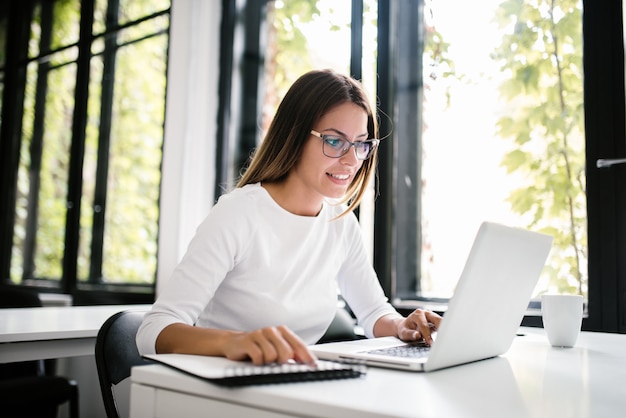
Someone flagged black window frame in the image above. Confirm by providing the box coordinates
[0,0,171,305]
[582,0,626,333]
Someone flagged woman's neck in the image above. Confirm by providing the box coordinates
[261,181,323,217]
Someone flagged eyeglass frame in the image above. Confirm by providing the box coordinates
[310,130,380,161]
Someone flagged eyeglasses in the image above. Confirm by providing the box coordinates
[310,130,380,161]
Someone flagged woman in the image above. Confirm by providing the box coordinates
[136,69,442,365]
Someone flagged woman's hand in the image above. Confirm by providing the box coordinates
[222,325,317,365]
[156,323,316,366]
[396,309,442,345]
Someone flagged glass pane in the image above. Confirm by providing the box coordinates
[28,3,42,58]
[35,63,77,279]
[12,61,76,283]
[98,34,168,284]
[117,13,169,45]
[419,0,585,299]
[10,63,38,283]
[118,0,170,25]
[51,0,81,50]
[263,0,352,130]
[0,1,7,68]
[93,0,108,34]
[94,0,170,35]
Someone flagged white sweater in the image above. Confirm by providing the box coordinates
[136,183,400,355]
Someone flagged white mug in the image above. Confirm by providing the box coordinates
[541,294,583,347]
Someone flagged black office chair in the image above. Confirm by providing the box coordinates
[0,287,79,418]
[95,310,152,418]
[318,306,363,344]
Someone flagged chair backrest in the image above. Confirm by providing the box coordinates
[318,306,360,344]
[0,287,42,308]
[95,310,151,418]
[0,287,44,378]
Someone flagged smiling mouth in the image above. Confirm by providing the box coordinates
[327,173,350,180]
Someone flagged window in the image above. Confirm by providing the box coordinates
[375,0,625,333]
[227,0,587,306]
[0,0,170,302]
[2,0,624,330]
[396,0,586,301]
[222,0,625,332]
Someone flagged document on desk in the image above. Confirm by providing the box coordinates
[143,353,366,387]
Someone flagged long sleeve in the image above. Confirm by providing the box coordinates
[335,213,401,338]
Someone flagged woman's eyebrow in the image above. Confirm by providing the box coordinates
[324,128,369,139]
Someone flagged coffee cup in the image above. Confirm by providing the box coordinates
[541,294,583,348]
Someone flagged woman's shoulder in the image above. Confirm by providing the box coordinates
[213,183,267,211]
[195,184,264,239]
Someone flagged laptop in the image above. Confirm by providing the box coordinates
[310,221,553,372]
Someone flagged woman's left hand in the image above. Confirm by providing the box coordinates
[396,309,442,346]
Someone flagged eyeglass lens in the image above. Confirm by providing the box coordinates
[323,136,374,160]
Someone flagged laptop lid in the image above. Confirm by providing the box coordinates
[310,221,553,372]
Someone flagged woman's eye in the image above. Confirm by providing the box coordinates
[324,137,345,148]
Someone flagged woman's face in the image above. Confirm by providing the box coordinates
[291,102,368,204]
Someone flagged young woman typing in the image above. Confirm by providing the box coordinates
[136,69,442,365]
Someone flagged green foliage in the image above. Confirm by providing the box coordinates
[51,0,81,50]
[424,20,457,106]
[267,0,320,101]
[493,0,586,295]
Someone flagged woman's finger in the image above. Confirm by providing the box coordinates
[278,325,317,365]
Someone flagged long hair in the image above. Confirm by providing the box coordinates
[237,69,379,217]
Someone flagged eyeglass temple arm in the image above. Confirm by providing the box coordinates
[596,158,626,168]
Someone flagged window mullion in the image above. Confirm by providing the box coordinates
[215,0,237,199]
[62,0,95,294]
[394,0,422,299]
[374,0,396,297]
[0,1,33,283]
[583,0,626,333]
[350,0,363,81]
[88,0,119,284]
[235,0,267,183]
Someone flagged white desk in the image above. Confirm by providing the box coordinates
[130,328,626,418]
[0,304,150,363]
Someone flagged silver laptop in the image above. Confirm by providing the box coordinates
[310,221,553,372]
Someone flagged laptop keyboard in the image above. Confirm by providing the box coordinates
[366,342,431,359]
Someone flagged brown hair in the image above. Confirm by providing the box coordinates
[237,69,379,217]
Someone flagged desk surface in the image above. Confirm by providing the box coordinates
[0,304,150,362]
[131,328,626,418]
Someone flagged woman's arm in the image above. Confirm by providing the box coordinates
[156,323,317,365]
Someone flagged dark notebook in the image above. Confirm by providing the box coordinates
[143,353,366,387]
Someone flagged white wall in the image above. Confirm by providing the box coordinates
[157,0,222,295]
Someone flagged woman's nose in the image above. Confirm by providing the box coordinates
[340,146,361,166]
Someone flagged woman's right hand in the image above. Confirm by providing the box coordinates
[155,323,316,366]
[222,325,317,365]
